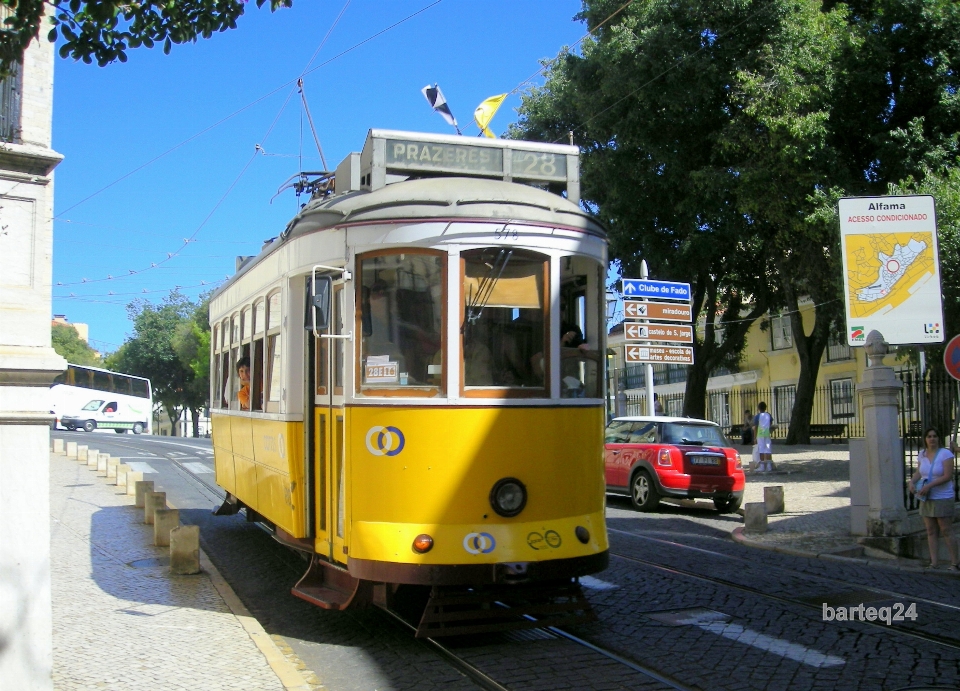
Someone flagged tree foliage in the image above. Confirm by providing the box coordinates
[106,291,209,436]
[513,0,960,434]
[51,323,100,366]
[0,0,291,74]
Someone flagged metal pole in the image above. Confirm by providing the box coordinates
[641,260,655,416]
[919,346,927,429]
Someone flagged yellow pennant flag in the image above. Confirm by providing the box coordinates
[474,94,507,138]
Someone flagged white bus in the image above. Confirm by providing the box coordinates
[51,364,153,434]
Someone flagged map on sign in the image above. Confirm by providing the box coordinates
[839,195,944,345]
[845,232,934,318]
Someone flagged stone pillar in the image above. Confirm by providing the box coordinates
[857,331,907,537]
[0,8,63,688]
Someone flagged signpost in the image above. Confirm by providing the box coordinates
[625,345,695,365]
[624,323,694,344]
[621,263,694,415]
[838,195,944,346]
[624,300,692,322]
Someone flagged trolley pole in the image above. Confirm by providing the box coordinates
[640,260,655,417]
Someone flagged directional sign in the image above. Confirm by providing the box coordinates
[624,300,693,322]
[625,344,695,365]
[622,278,691,301]
[945,334,960,381]
[624,322,694,344]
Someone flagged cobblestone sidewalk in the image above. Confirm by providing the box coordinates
[50,452,297,691]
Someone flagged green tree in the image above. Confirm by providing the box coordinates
[1,0,291,74]
[512,0,801,417]
[108,291,194,435]
[171,293,211,437]
[51,322,100,366]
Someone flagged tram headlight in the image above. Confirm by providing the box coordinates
[575,526,590,544]
[489,478,527,518]
[412,534,434,554]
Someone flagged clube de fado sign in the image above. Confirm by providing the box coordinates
[622,278,695,365]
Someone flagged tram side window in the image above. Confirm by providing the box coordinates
[558,255,604,399]
[462,249,546,392]
[265,291,282,412]
[252,298,265,412]
[219,319,231,408]
[358,252,444,393]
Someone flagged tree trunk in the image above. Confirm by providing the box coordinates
[191,407,200,438]
[784,289,831,445]
[683,361,710,419]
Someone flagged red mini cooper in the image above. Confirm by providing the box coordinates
[604,416,745,513]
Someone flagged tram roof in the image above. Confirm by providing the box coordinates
[282,176,607,241]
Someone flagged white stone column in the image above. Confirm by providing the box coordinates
[857,331,907,537]
[0,11,63,690]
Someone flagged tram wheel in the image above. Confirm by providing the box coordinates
[82,420,96,433]
[630,470,659,512]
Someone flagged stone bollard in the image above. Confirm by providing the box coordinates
[96,453,109,476]
[743,502,768,534]
[87,449,99,469]
[78,445,88,462]
[52,438,64,454]
[144,491,166,525]
[116,464,130,488]
[66,441,78,458]
[764,486,785,515]
[134,480,154,508]
[106,457,120,479]
[170,525,201,575]
[154,509,180,546]
[127,471,144,496]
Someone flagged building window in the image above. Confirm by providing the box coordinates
[0,54,22,143]
[826,332,852,362]
[830,378,855,419]
[773,384,796,425]
[770,315,793,350]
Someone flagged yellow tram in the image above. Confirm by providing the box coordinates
[209,130,609,635]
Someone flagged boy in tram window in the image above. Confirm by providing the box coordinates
[237,356,251,411]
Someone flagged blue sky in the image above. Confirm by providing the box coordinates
[52,0,585,351]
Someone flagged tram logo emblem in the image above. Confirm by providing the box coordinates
[463,532,496,555]
[527,530,562,550]
[365,426,405,457]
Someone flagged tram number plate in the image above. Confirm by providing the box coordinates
[689,456,721,466]
[365,362,398,383]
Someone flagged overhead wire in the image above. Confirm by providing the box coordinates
[55,0,438,289]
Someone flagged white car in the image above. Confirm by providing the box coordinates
[59,398,148,434]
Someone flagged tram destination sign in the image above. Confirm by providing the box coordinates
[385,139,568,183]
[624,322,694,344]
[624,300,692,322]
[625,345,695,365]
[621,278,691,301]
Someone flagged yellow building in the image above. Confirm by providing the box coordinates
[608,299,903,438]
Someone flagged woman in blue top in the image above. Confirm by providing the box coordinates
[908,427,957,570]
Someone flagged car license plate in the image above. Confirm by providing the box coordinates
[689,456,721,466]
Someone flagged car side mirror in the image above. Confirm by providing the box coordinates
[308,275,332,332]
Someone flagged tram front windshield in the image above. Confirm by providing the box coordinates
[463,249,546,389]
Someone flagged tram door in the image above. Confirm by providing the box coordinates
[311,279,348,564]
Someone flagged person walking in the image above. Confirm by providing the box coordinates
[908,427,958,570]
[752,402,774,472]
[741,408,754,445]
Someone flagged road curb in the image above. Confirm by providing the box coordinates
[730,526,960,576]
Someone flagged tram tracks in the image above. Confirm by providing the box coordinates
[607,527,960,652]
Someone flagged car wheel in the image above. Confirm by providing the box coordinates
[714,496,743,513]
[82,420,96,433]
[132,422,144,435]
[630,470,660,511]
[66,424,76,431]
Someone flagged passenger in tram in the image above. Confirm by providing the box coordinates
[237,356,251,410]
[463,322,494,386]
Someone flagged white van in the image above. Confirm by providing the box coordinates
[59,398,149,434]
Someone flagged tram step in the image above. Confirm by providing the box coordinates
[292,556,369,610]
[416,581,596,638]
